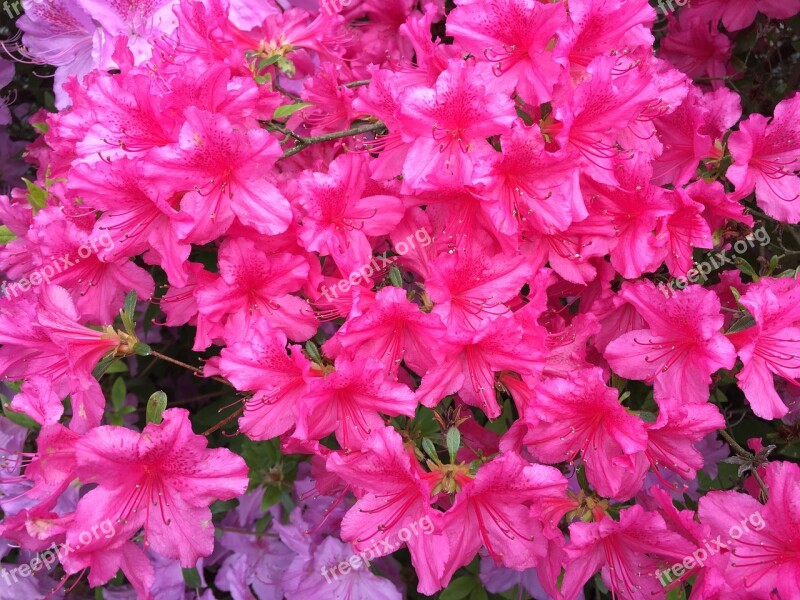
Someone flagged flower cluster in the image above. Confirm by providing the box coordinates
[0,0,799,599]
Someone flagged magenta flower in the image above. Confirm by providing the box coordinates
[728,278,800,419]
[296,357,417,451]
[145,108,292,243]
[727,94,800,224]
[605,281,737,405]
[520,367,649,500]
[327,427,446,595]
[218,317,312,440]
[447,0,568,104]
[698,461,800,598]
[73,408,248,566]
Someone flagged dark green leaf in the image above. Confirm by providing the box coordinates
[440,576,476,600]
[182,567,202,589]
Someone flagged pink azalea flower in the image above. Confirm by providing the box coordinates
[75,0,178,64]
[23,424,80,506]
[553,57,660,184]
[69,158,190,286]
[684,0,800,32]
[73,408,248,566]
[660,15,733,89]
[605,281,737,405]
[728,277,800,419]
[727,94,800,224]
[294,153,405,277]
[562,505,696,600]
[439,453,567,583]
[578,157,673,278]
[0,286,120,432]
[144,107,292,243]
[520,368,649,500]
[59,69,176,164]
[397,59,517,190]
[645,396,725,482]
[661,188,714,277]
[446,0,568,104]
[698,461,800,599]
[416,312,544,419]
[195,237,318,349]
[29,209,155,324]
[475,123,585,236]
[324,286,447,377]
[61,538,155,600]
[295,356,417,451]
[16,0,97,109]
[326,426,446,595]
[652,89,715,187]
[685,179,754,233]
[218,318,312,440]
[560,0,656,69]
[425,242,532,328]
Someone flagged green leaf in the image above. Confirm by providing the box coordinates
[93,355,121,379]
[257,55,281,70]
[22,178,47,211]
[276,56,296,77]
[272,102,311,119]
[469,588,489,600]
[446,427,461,463]
[120,311,135,337]
[32,122,49,135]
[105,361,129,374]
[0,225,16,245]
[727,312,756,334]
[261,486,282,510]
[304,340,322,364]
[124,291,137,322]
[389,266,403,288]
[111,378,127,411]
[421,438,439,463]
[133,342,152,356]
[440,576,476,600]
[146,391,168,425]
[667,585,688,600]
[734,257,759,280]
[210,499,238,515]
[182,567,202,589]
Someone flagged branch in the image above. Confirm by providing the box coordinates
[202,406,245,436]
[150,350,233,387]
[719,429,770,500]
[280,122,386,158]
[343,80,371,88]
